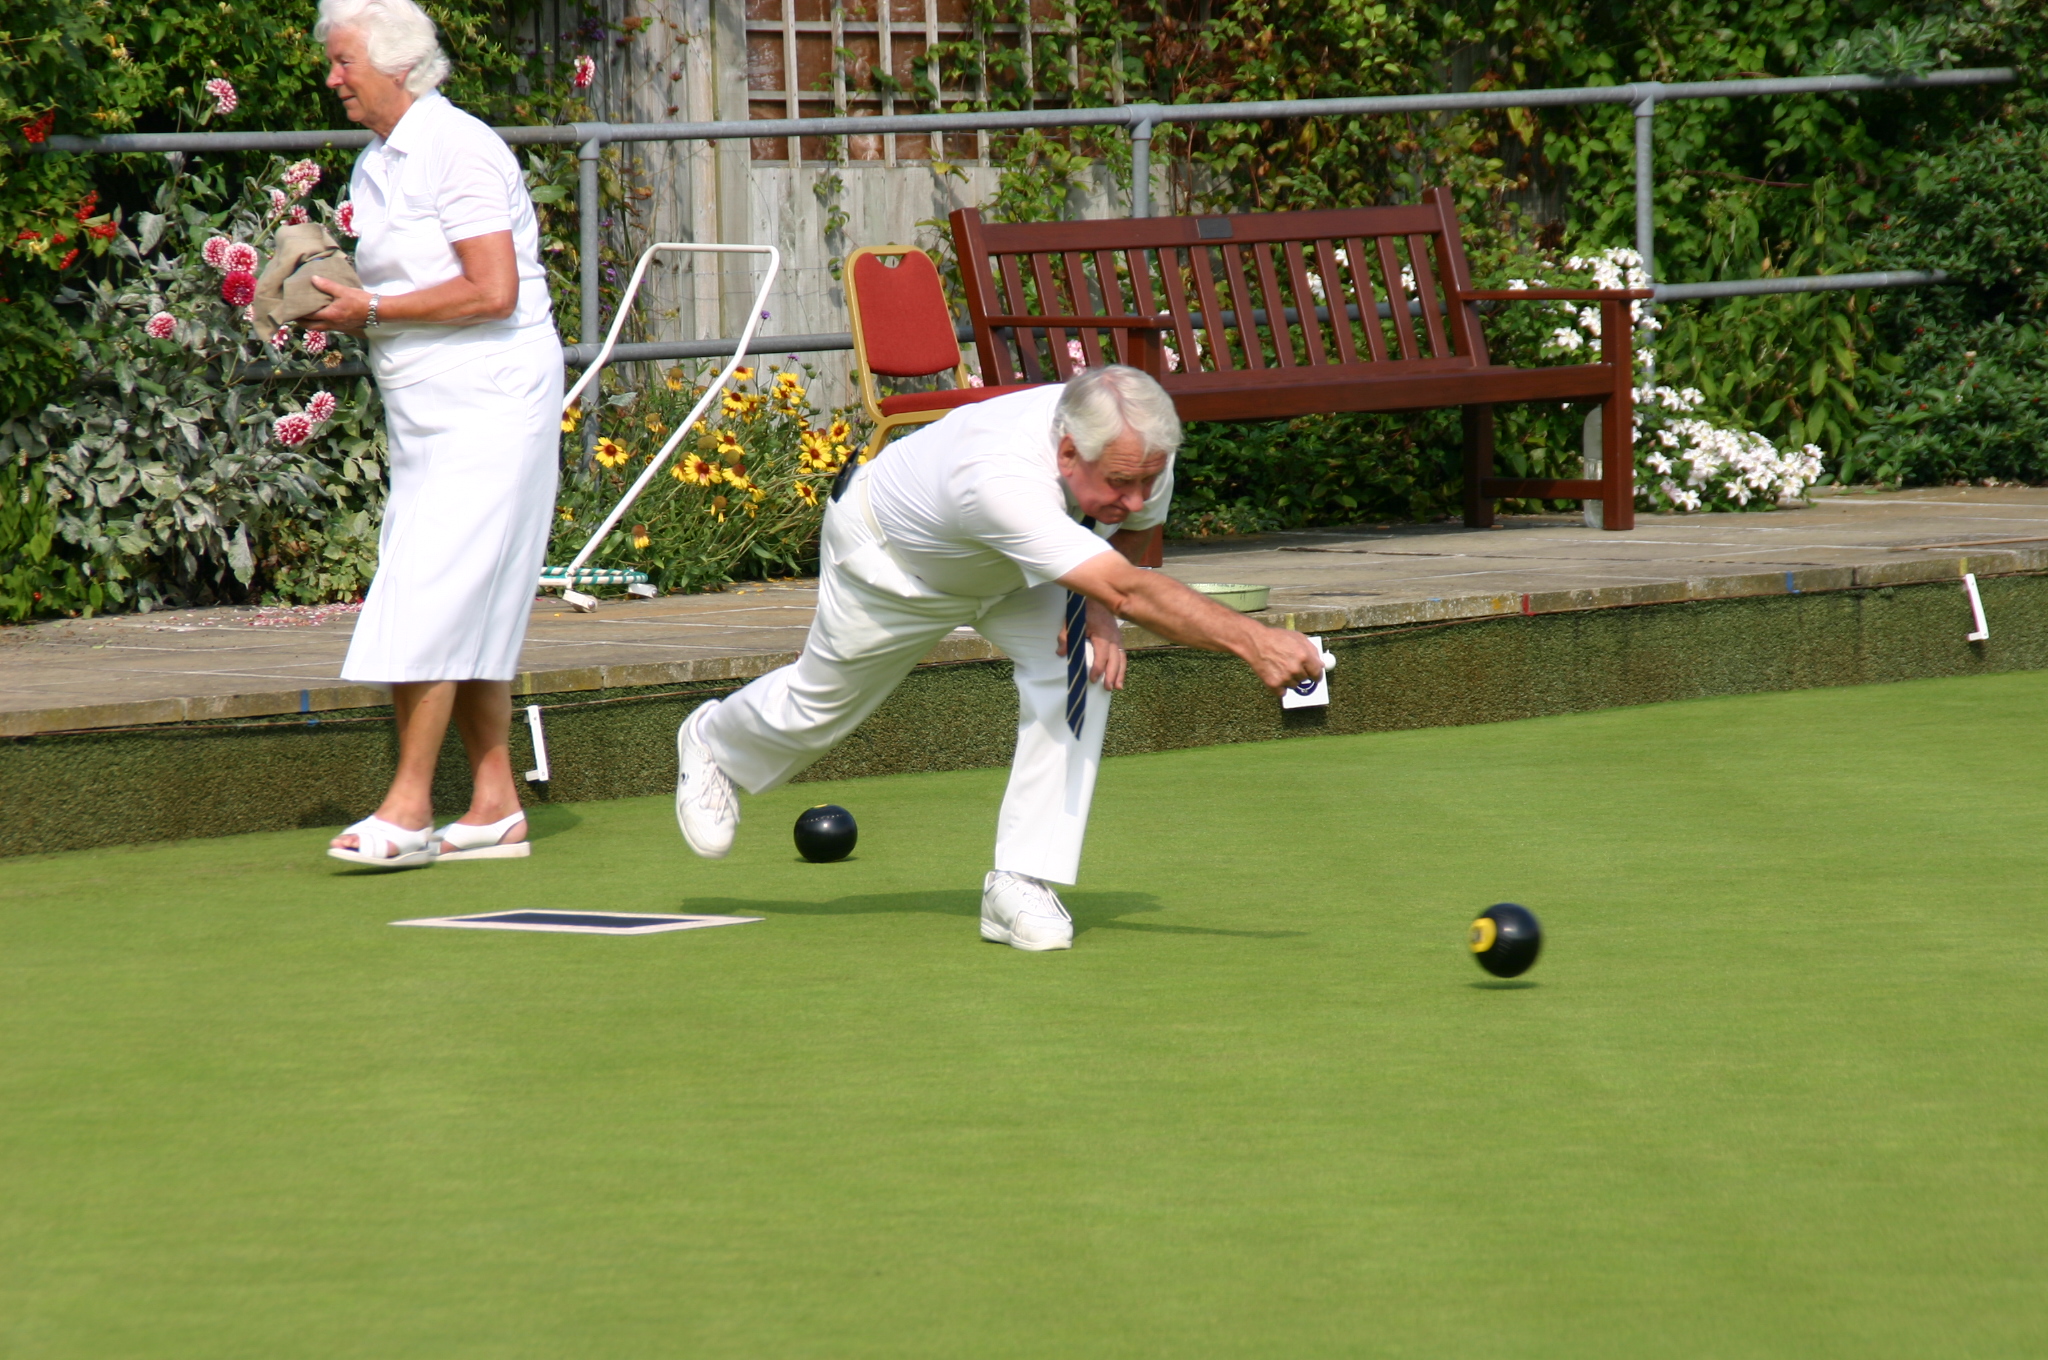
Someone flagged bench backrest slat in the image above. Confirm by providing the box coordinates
[1345,237,1389,363]
[993,251,1041,382]
[1409,233,1453,360]
[950,189,1489,390]
[1188,243,1232,371]
[1061,250,1102,369]
[1156,251,1201,379]
[1250,244,1295,368]
[1375,234,1422,361]
[1308,240,1352,365]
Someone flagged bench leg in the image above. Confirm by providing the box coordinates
[1600,393,1634,531]
[1462,405,1495,528]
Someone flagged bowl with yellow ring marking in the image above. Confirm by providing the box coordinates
[1470,902,1541,978]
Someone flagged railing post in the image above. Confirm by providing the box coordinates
[1632,87,1658,285]
[576,128,604,465]
[1129,107,1155,218]
[577,133,604,346]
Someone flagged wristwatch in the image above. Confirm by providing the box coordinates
[365,293,381,329]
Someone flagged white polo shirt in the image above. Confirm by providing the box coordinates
[867,383,1174,599]
[348,92,556,387]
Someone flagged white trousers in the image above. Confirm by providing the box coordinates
[699,469,1111,885]
[342,331,564,683]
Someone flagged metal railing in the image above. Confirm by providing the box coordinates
[43,66,2015,372]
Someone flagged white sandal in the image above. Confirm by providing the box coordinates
[328,815,439,869]
[434,810,531,862]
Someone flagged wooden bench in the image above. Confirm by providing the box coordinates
[949,190,1647,530]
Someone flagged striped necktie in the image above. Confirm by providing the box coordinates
[1065,516,1096,739]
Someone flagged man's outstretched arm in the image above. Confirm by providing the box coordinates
[1058,550,1325,693]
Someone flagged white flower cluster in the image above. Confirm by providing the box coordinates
[1631,382,1823,511]
[1507,247,1825,513]
[1645,422,1823,511]
[1512,247,1661,355]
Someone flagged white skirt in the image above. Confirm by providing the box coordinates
[341,330,564,683]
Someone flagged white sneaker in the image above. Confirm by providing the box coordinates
[675,700,740,858]
[981,871,1074,951]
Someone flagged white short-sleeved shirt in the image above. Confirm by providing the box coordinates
[349,92,555,387]
[867,383,1174,599]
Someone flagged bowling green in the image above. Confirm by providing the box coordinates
[3,671,2042,1357]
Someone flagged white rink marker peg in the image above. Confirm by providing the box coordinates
[1964,571,1990,642]
[523,704,551,784]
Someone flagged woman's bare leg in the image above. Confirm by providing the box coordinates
[331,680,457,853]
[444,679,528,849]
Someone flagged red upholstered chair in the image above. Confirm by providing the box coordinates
[846,245,1036,458]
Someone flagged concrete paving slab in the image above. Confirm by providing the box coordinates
[6,485,2047,736]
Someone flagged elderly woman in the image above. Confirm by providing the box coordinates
[307,0,562,868]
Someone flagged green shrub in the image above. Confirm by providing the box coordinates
[1168,411,1464,536]
[0,461,99,620]
[1851,116,2048,485]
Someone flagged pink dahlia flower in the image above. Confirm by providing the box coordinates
[204,78,238,115]
[202,235,233,270]
[221,270,256,307]
[224,241,258,274]
[144,311,177,340]
[307,390,338,423]
[572,55,596,89]
[270,325,293,349]
[336,201,356,237]
[301,328,329,355]
[286,205,309,225]
[284,159,322,197]
[274,412,314,447]
[268,188,290,217]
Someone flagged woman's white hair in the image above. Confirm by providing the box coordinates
[314,0,451,95]
[1052,364,1182,463]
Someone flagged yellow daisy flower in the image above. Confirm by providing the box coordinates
[672,455,720,486]
[795,480,820,507]
[594,437,630,469]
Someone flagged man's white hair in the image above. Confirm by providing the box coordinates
[1053,364,1182,463]
[315,0,451,96]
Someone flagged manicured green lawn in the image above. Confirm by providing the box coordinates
[4,673,2045,1358]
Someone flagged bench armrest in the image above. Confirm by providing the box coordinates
[978,313,1173,329]
[1456,289,1653,301]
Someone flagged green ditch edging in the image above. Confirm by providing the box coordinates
[5,573,2042,858]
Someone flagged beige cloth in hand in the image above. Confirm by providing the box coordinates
[252,223,362,334]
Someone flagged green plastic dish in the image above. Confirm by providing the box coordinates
[1189,582,1271,612]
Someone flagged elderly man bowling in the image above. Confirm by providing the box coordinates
[674,365,1325,950]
